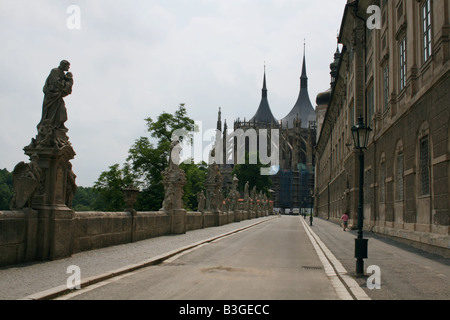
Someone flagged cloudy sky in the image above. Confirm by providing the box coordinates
[0,0,347,187]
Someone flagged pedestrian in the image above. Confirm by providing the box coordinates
[341,212,349,231]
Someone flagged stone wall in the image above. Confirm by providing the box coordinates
[0,209,37,266]
[0,209,272,267]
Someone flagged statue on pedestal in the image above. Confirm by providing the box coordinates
[10,60,78,260]
[161,135,186,212]
[12,61,77,210]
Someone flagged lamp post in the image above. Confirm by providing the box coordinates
[351,116,372,276]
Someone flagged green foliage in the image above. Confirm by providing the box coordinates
[72,186,98,211]
[78,104,203,212]
[0,168,13,210]
[93,163,135,211]
[127,104,198,211]
[180,161,207,211]
[232,151,272,197]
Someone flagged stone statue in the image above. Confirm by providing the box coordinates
[39,60,73,131]
[10,154,42,210]
[65,163,77,208]
[27,60,74,150]
[244,181,249,201]
[197,191,206,212]
[169,135,182,168]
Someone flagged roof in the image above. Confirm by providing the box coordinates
[249,71,278,125]
[280,52,316,129]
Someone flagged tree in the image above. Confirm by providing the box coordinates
[0,169,13,210]
[180,161,207,211]
[232,152,272,197]
[90,104,198,212]
[93,163,135,211]
[72,186,98,211]
[127,104,197,211]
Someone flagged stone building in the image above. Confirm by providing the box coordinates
[217,51,317,212]
[315,0,450,255]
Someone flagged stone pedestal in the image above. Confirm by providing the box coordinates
[35,205,75,261]
[171,208,187,235]
[161,165,187,235]
[23,144,77,261]
[205,182,220,226]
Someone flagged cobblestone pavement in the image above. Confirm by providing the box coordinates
[309,217,450,300]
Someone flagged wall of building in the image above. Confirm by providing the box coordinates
[315,0,449,257]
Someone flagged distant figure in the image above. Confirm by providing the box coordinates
[39,60,73,131]
[341,212,349,231]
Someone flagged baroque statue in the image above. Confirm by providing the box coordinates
[29,60,74,149]
[10,154,42,210]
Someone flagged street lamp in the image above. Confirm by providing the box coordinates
[351,116,372,276]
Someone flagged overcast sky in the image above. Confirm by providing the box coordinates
[0,0,347,187]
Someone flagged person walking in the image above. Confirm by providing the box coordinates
[341,212,349,231]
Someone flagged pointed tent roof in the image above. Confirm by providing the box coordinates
[249,68,278,125]
[281,49,316,129]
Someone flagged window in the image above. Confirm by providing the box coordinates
[397,1,404,21]
[350,102,355,127]
[422,0,432,62]
[383,65,389,110]
[396,152,404,201]
[419,135,430,195]
[367,84,374,124]
[399,37,407,91]
[380,160,386,203]
[365,169,373,204]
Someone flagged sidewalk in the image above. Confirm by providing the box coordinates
[308,216,450,300]
[0,217,274,300]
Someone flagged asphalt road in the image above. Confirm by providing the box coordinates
[60,216,342,300]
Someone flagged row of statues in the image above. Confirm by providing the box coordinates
[11,59,272,216]
[163,135,273,215]
[196,183,272,214]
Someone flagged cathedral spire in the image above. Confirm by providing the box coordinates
[217,107,222,131]
[301,43,308,89]
[281,43,316,129]
[249,65,278,125]
[262,63,268,98]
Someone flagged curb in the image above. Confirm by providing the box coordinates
[20,217,276,300]
[300,218,371,300]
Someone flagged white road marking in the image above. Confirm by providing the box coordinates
[300,218,371,300]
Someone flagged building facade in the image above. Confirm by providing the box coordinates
[315,0,450,255]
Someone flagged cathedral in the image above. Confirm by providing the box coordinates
[216,50,317,212]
